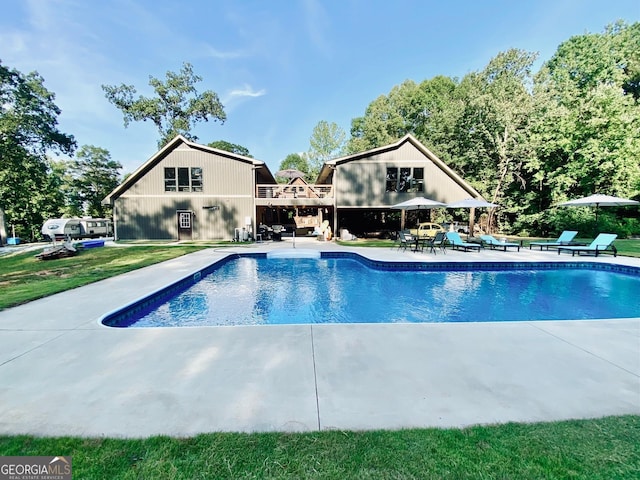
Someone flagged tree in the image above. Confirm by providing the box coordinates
[102,62,226,148]
[207,140,252,157]
[0,61,76,239]
[65,145,122,218]
[347,77,461,160]
[308,120,346,177]
[277,153,310,182]
[528,21,640,235]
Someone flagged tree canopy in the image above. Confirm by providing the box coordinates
[64,145,122,218]
[207,140,252,157]
[0,61,76,239]
[344,21,640,237]
[102,62,226,148]
[307,120,346,178]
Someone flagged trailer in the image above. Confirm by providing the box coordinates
[41,218,113,241]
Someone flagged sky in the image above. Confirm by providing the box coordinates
[2,0,639,175]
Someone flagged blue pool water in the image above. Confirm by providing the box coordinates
[102,254,640,327]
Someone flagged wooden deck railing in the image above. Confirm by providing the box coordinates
[256,184,333,199]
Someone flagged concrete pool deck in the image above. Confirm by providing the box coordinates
[0,238,639,437]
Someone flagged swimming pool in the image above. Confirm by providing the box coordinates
[101,253,640,327]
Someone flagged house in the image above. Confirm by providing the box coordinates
[104,134,482,241]
[316,134,482,236]
[102,135,275,240]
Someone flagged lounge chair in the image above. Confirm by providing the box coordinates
[557,233,618,257]
[529,231,578,250]
[480,235,521,252]
[446,232,481,252]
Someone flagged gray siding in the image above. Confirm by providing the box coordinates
[335,142,475,207]
[115,144,255,240]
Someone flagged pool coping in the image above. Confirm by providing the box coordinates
[0,239,638,437]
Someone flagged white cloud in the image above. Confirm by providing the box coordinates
[229,84,267,97]
[201,43,248,60]
[225,84,267,101]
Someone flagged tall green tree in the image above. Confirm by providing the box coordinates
[348,81,420,154]
[529,21,640,235]
[65,145,122,218]
[308,120,346,177]
[347,77,462,159]
[0,61,76,239]
[102,62,226,148]
[452,49,538,232]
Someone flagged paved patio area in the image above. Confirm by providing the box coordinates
[0,237,638,437]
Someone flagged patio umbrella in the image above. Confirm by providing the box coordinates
[391,197,446,210]
[557,194,640,233]
[446,197,499,209]
[446,197,499,237]
[275,168,305,180]
[391,197,446,230]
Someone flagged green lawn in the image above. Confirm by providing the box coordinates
[0,245,206,310]
[1,416,638,479]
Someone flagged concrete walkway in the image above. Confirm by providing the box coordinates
[0,238,638,437]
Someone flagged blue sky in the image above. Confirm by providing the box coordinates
[2,0,639,175]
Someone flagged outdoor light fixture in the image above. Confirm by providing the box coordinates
[202,205,220,211]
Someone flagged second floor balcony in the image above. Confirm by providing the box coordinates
[255,184,333,206]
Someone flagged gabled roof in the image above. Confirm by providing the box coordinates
[103,135,275,204]
[316,134,482,198]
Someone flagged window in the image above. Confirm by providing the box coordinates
[385,167,424,192]
[398,168,411,192]
[411,168,424,192]
[191,167,203,192]
[385,168,398,192]
[178,167,190,191]
[164,168,176,191]
[164,166,203,192]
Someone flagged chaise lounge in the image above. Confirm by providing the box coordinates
[446,232,481,252]
[480,235,521,251]
[557,233,618,257]
[529,230,578,250]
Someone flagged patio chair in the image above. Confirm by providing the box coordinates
[427,232,447,254]
[557,233,618,257]
[396,230,414,252]
[529,231,578,250]
[480,235,521,252]
[446,232,481,252]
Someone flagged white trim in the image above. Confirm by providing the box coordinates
[119,194,253,199]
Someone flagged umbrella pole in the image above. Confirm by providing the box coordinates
[468,207,476,237]
[400,210,406,231]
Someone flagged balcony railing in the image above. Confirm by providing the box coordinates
[256,184,333,199]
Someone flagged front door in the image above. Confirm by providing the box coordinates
[177,211,193,240]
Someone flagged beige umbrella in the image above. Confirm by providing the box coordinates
[275,169,305,180]
[557,194,639,233]
[391,197,446,230]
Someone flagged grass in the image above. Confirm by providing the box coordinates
[1,416,638,479]
[2,241,639,478]
[0,245,206,310]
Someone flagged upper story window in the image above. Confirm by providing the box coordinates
[164,167,203,192]
[386,167,424,192]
